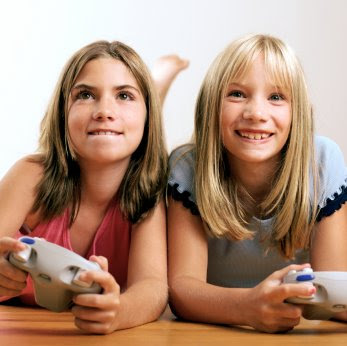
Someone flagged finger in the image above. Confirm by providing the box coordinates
[74,317,112,335]
[275,316,301,331]
[271,282,316,302]
[73,288,120,310]
[0,286,24,297]
[276,301,303,319]
[260,315,300,333]
[89,255,108,272]
[0,258,28,282]
[0,272,27,291]
[0,237,26,256]
[71,305,117,324]
[76,270,119,296]
[270,263,312,281]
[73,271,120,309]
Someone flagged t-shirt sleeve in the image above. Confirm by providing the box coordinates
[315,136,347,221]
[168,145,199,215]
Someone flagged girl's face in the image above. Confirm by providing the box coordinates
[221,54,291,169]
[67,57,146,167]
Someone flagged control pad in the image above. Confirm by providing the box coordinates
[283,270,347,320]
[9,237,102,312]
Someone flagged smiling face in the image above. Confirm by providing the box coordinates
[67,57,147,167]
[221,54,292,171]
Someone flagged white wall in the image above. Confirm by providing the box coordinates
[0,0,346,178]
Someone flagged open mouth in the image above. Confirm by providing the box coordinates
[236,130,273,140]
[88,130,121,136]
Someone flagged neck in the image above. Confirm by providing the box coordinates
[228,156,280,203]
[78,159,130,208]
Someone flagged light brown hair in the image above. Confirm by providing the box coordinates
[32,40,167,224]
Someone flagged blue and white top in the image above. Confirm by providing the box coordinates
[168,136,347,288]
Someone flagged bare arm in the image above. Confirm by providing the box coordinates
[310,203,347,321]
[72,199,168,334]
[0,157,42,236]
[168,198,315,333]
[310,203,347,270]
[118,199,168,326]
[0,157,43,297]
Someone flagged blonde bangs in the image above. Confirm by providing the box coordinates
[223,36,294,99]
[263,46,293,98]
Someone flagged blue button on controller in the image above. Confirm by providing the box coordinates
[296,274,315,281]
[20,237,35,245]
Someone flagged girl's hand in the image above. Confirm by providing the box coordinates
[71,255,121,334]
[0,237,28,297]
[244,264,316,333]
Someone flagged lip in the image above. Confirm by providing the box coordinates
[87,129,123,136]
[236,129,274,141]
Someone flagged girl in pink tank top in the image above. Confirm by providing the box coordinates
[14,198,131,306]
[0,41,188,334]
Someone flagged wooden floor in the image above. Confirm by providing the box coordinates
[1,304,347,345]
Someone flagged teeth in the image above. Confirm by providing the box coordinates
[239,131,271,140]
[91,131,117,135]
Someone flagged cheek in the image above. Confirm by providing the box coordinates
[67,115,78,137]
[279,108,292,135]
[128,105,147,131]
[136,115,147,141]
[221,106,238,140]
[221,103,239,126]
[67,110,85,142]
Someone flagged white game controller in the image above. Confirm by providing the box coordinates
[283,268,347,320]
[9,236,102,312]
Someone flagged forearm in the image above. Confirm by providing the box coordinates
[169,276,251,326]
[116,278,168,330]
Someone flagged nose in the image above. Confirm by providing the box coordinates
[92,96,116,121]
[243,97,269,122]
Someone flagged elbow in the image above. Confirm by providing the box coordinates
[151,280,169,320]
[168,277,194,321]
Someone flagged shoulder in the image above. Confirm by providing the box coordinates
[168,144,196,193]
[314,136,347,220]
[0,155,44,234]
[1,154,43,187]
[315,136,346,169]
[168,144,199,215]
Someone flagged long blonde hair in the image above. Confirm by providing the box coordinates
[194,34,317,258]
[31,40,167,224]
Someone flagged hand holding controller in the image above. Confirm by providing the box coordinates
[9,237,102,312]
[283,268,347,320]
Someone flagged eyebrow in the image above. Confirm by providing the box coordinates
[227,82,246,88]
[71,83,141,94]
[227,81,286,91]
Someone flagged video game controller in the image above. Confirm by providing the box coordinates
[283,268,347,320]
[9,236,103,312]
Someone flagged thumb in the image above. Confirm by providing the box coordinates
[89,255,108,272]
[269,263,312,281]
[272,282,316,303]
[0,237,26,256]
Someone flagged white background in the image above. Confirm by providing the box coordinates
[0,0,346,178]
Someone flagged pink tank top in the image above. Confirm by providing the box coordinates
[1,199,131,306]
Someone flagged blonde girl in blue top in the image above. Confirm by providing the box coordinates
[168,34,347,333]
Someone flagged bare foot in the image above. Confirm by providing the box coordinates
[151,55,189,104]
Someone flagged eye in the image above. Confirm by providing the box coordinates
[228,90,245,98]
[269,93,284,101]
[117,92,134,101]
[77,90,94,100]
